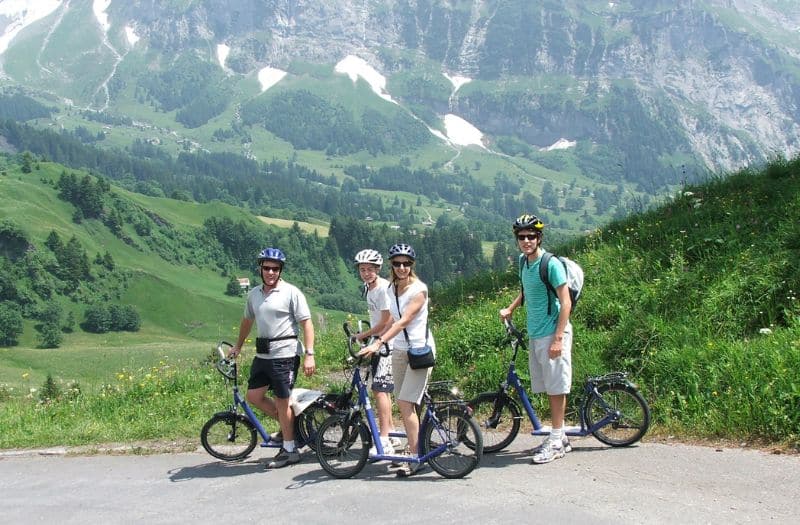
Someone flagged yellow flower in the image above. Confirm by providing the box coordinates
[22,372,29,379]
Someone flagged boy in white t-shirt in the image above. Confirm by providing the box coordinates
[352,249,397,455]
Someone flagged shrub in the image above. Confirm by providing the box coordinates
[83,304,111,333]
[39,374,61,403]
[0,301,24,345]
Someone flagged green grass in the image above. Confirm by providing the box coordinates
[3,138,799,452]
[434,155,800,449]
[256,216,330,237]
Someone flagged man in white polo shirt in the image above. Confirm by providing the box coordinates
[228,247,316,468]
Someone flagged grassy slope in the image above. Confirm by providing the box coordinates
[432,155,800,447]
[2,157,799,449]
[0,162,354,391]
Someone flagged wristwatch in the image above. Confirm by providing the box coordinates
[306,349,315,356]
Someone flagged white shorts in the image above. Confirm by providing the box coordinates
[529,327,572,395]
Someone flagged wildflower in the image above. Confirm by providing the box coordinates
[22,372,29,379]
[758,328,772,335]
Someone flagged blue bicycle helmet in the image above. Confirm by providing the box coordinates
[388,243,416,261]
[257,247,286,266]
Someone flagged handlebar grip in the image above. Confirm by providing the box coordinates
[343,321,360,359]
[503,318,524,339]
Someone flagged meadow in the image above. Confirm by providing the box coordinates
[2,156,799,451]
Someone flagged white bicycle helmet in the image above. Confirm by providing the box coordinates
[354,249,383,266]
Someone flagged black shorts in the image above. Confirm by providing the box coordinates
[247,356,300,399]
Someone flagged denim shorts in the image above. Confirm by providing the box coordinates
[247,356,300,399]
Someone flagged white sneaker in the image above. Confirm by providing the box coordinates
[531,438,565,464]
[531,435,572,454]
[369,439,395,457]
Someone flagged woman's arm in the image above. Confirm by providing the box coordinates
[359,291,426,355]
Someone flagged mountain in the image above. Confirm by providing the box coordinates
[0,0,799,237]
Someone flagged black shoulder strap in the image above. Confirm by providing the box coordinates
[518,253,527,306]
[539,252,556,315]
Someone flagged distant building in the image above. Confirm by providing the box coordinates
[237,278,251,293]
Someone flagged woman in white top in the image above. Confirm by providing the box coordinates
[360,243,434,477]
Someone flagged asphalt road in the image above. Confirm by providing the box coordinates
[1,435,798,524]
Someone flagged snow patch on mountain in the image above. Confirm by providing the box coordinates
[92,0,110,32]
[444,72,471,92]
[544,138,576,151]
[124,25,138,46]
[334,55,395,104]
[444,114,485,148]
[257,66,287,92]
[216,43,229,69]
[0,0,62,54]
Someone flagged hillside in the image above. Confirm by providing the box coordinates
[1,154,798,449]
[0,155,362,348]
[2,1,800,241]
[432,154,800,447]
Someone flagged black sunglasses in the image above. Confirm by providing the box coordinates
[391,260,414,268]
[260,265,282,272]
[516,234,539,241]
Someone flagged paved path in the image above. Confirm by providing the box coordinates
[1,436,798,524]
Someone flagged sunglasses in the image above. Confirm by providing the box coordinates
[260,265,282,273]
[391,260,414,268]
[516,234,539,242]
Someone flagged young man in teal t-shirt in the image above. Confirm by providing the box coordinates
[500,214,573,464]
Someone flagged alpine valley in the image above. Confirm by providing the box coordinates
[2,1,799,214]
[1,0,800,343]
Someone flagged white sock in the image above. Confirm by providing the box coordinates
[283,440,296,452]
[550,428,563,444]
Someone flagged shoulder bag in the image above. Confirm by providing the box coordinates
[394,284,435,370]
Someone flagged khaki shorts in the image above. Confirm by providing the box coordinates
[392,349,431,405]
[529,327,572,395]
